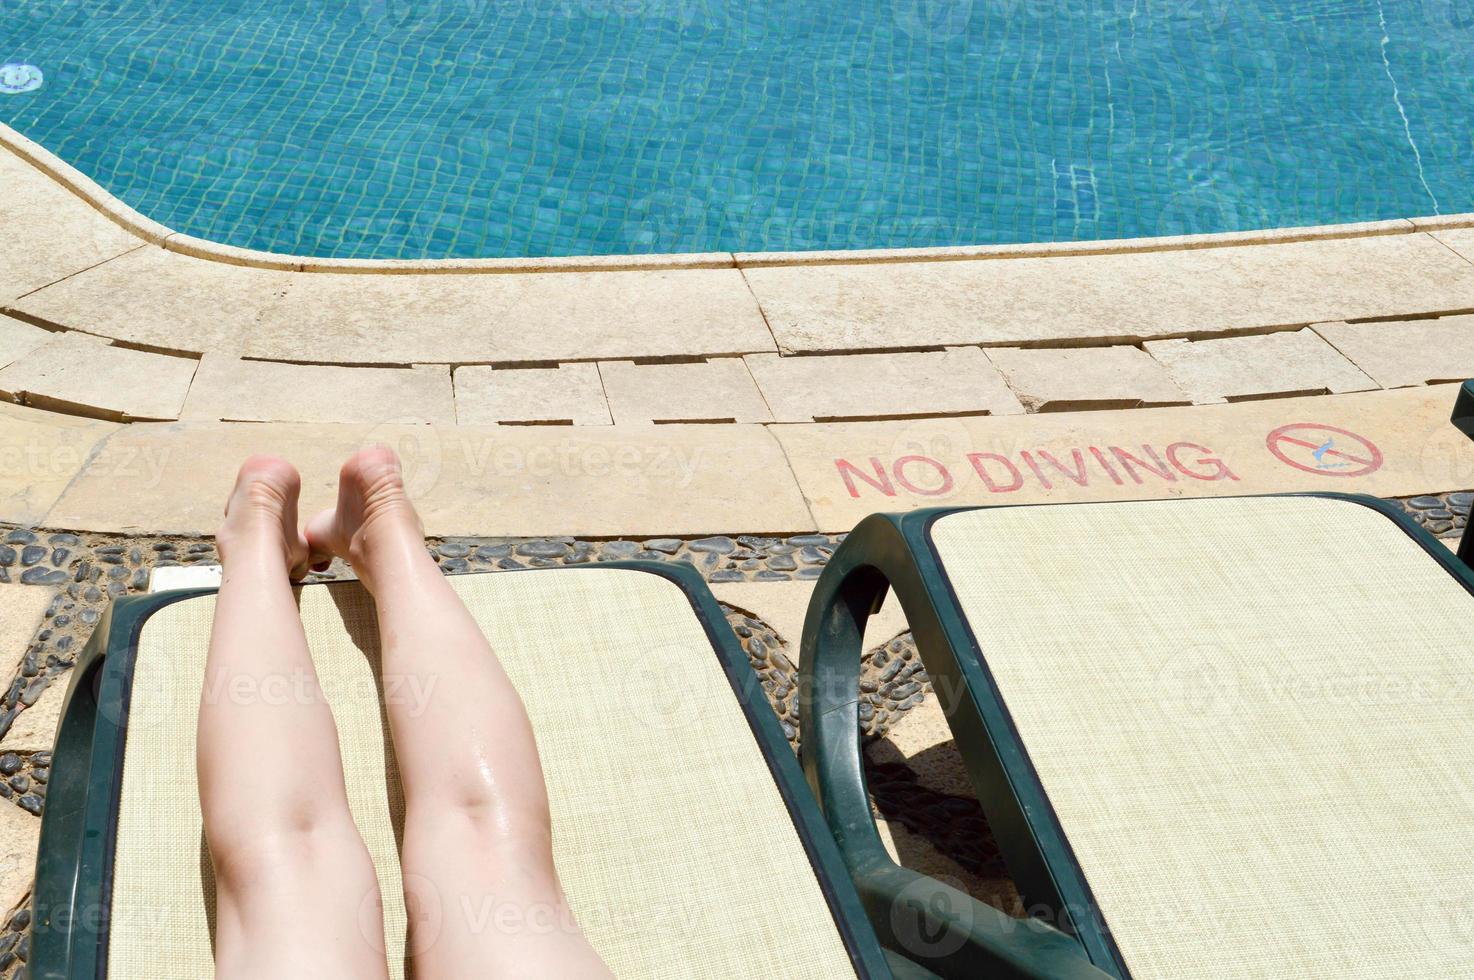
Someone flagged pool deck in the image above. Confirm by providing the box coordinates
[5,125,1474,537]
[4,117,1474,958]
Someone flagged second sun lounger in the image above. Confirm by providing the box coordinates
[802,491,1474,978]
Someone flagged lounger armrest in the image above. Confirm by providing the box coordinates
[31,600,116,977]
[1451,380,1474,568]
[799,517,1111,979]
[32,590,209,979]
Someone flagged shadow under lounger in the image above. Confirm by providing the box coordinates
[33,562,910,979]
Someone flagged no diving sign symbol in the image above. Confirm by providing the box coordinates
[1266,423,1383,478]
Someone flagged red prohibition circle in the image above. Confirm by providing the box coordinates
[1265,423,1383,478]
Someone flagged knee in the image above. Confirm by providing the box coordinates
[409,796,554,864]
[208,808,369,892]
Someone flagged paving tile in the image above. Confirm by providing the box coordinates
[0,401,117,526]
[0,149,141,305]
[599,359,773,424]
[3,681,61,752]
[742,234,1474,352]
[1429,228,1474,266]
[0,317,58,372]
[45,420,815,537]
[986,344,1189,411]
[0,333,197,421]
[1144,328,1376,404]
[867,695,968,798]
[0,799,38,922]
[0,585,57,685]
[770,384,1470,530]
[14,246,776,363]
[181,354,454,424]
[743,348,1023,422]
[454,363,611,426]
[1314,316,1474,388]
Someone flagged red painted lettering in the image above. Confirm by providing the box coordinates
[1035,448,1091,487]
[836,457,894,498]
[1020,451,1051,490]
[1167,442,1240,481]
[893,455,954,496]
[968,453,1023,493]
[1110,445,1176,484]
[1088,446,1125,485]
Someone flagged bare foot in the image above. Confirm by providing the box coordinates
[216,456,313,579]
[306,447,426,592]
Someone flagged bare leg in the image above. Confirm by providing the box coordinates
[198,456,390,980]
[307,447,611,979]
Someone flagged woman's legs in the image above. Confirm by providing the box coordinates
[306,447,611,979]
[198,456,389,980]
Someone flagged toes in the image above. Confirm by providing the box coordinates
[304,506,340,557]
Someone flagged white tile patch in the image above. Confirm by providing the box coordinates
[149,565,221,592]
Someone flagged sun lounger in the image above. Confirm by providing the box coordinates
[800,489,1474,978]
[33,563,910,978]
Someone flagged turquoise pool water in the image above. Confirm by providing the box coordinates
[2,0,1472,259]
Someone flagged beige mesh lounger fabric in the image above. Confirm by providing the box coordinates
[928,495,1474,979]
[106,567,862,978]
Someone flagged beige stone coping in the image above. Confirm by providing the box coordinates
[0,384,1455,538]
[743,233,1474,354]
[8,124,1474,370]
[11,246,777,364]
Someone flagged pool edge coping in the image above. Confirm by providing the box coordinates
[7,120,1474,275]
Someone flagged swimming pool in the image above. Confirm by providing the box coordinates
[2,0,1471,259]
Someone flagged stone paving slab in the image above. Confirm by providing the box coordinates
[0,801,37,925]
[1144,329,1376,404]
[1430,228,1474,267]
[986,344,1188,411]
[772,384,1473,530]
[454,363,612,426]
[0,333,198,421]
[743,348,1023,422]
[181,354,455,424]
[599,359,773,424]
[1314,316,1474,389]
[3,684,61,754]
[0,318,57,374]
[871,695,969,799]
[0,149,141,305]
[0,402,117,527]
[743,234,1474,353]
[0,587,57,688]
[45,420,815,537]
[14,246,776,364]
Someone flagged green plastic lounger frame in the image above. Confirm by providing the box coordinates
[31,562,940,979]
[800,383,1474,979]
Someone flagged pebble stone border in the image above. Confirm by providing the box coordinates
[1391,490,1471,538]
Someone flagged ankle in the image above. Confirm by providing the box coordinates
[217,526,293,575]
[350,513,434,591]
